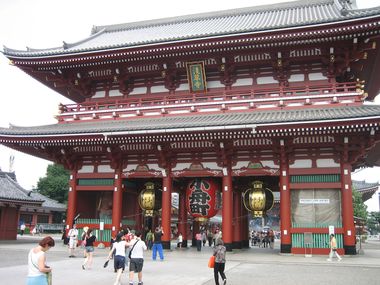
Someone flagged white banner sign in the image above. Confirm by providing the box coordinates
[299,198,330,204]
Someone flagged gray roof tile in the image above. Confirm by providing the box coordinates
[1,105,380,136]
[0,172,42,204]
[28,191,66,211]
[3,0,380,57]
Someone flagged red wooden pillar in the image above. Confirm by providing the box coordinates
[178,189,188,247]
[66,169,78,232]
[341,161,356,254]
[241,199,249,248]
[135,196,143,231]
[232,190,242,248]
[279,140,292,253]
[161,174,172,249]
[222,167,233,251]
[111,167,123,237]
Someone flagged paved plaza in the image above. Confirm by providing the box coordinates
[1,235,379,285]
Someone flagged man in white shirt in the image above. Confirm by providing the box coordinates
[68,224,78,257]
[128,230,147,285]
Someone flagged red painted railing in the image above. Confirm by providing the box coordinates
[57,82,361,122]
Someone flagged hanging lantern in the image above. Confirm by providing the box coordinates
[138,182,162,216]
[186,178,219,222]
[243,181,274,217]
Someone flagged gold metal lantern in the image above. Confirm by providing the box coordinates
[138,182,162,216]
[243,181,274,217]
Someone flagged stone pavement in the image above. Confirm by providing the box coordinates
[0,235,379,285]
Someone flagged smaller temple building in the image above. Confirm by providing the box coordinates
[0,170,66,239]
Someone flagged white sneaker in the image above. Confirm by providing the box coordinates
[223,279,227,285]
[326,258,332,261]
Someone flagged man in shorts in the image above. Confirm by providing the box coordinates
[128,230,147,285]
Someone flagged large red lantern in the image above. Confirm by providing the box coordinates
[186,178,219,221]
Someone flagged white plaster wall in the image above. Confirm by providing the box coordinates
[176,83,189,91]
[78,165,94,173]
[207,80,225,88]
[257,76,278,84]
[92,91,105,98]
[151,85,167,93]
[316,159,340,167]
[290,159,312,168]
[232,78,253,86]
[309,72,327,81]
[109,89,122,97]
[288,74,305,82]
[98,165,114,173]
[129,87,147,95]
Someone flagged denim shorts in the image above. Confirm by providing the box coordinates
[114,255,126,270]
[85,246,94,252]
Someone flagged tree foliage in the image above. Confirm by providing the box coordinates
[352,188,367,220]
[367,211,380,234]
[36,164,70,203]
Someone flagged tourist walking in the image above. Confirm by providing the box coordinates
[82,228,96,269]
[145,229,154,250]
[213,238,227,285]
[207,230,213,247]
[196,231,202,251]
[128,230,147,285]
[26,236,55,285]
[152,226,164,261]
[68,224,78,257]
[327,234,342,261]
[20,223,26,236]
[81,226,89,258]
[177,232,183,248]
[107,232,129,285]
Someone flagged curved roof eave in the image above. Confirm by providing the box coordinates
[2,0,380,59]
[1,105,380,138]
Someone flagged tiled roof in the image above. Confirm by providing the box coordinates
[352,179,379,202]
[3,0,380,57]
[1,105,380,136]
[0,172,42,204]
[27,191,66,211]
[353,180,379,191]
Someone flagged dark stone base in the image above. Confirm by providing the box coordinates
[280,243,292,253]
[162,241,171,250]
[344,245,357,255]
[232,241,242,249]
[241,240,250,248]
[225,242,233,252]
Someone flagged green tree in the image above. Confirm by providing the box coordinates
[36,164,70,203]
[367,211,380,234]
[352,188,367,220]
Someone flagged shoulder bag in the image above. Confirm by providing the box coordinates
[128,240,139,259]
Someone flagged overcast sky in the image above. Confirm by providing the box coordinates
[0,0,379,211]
